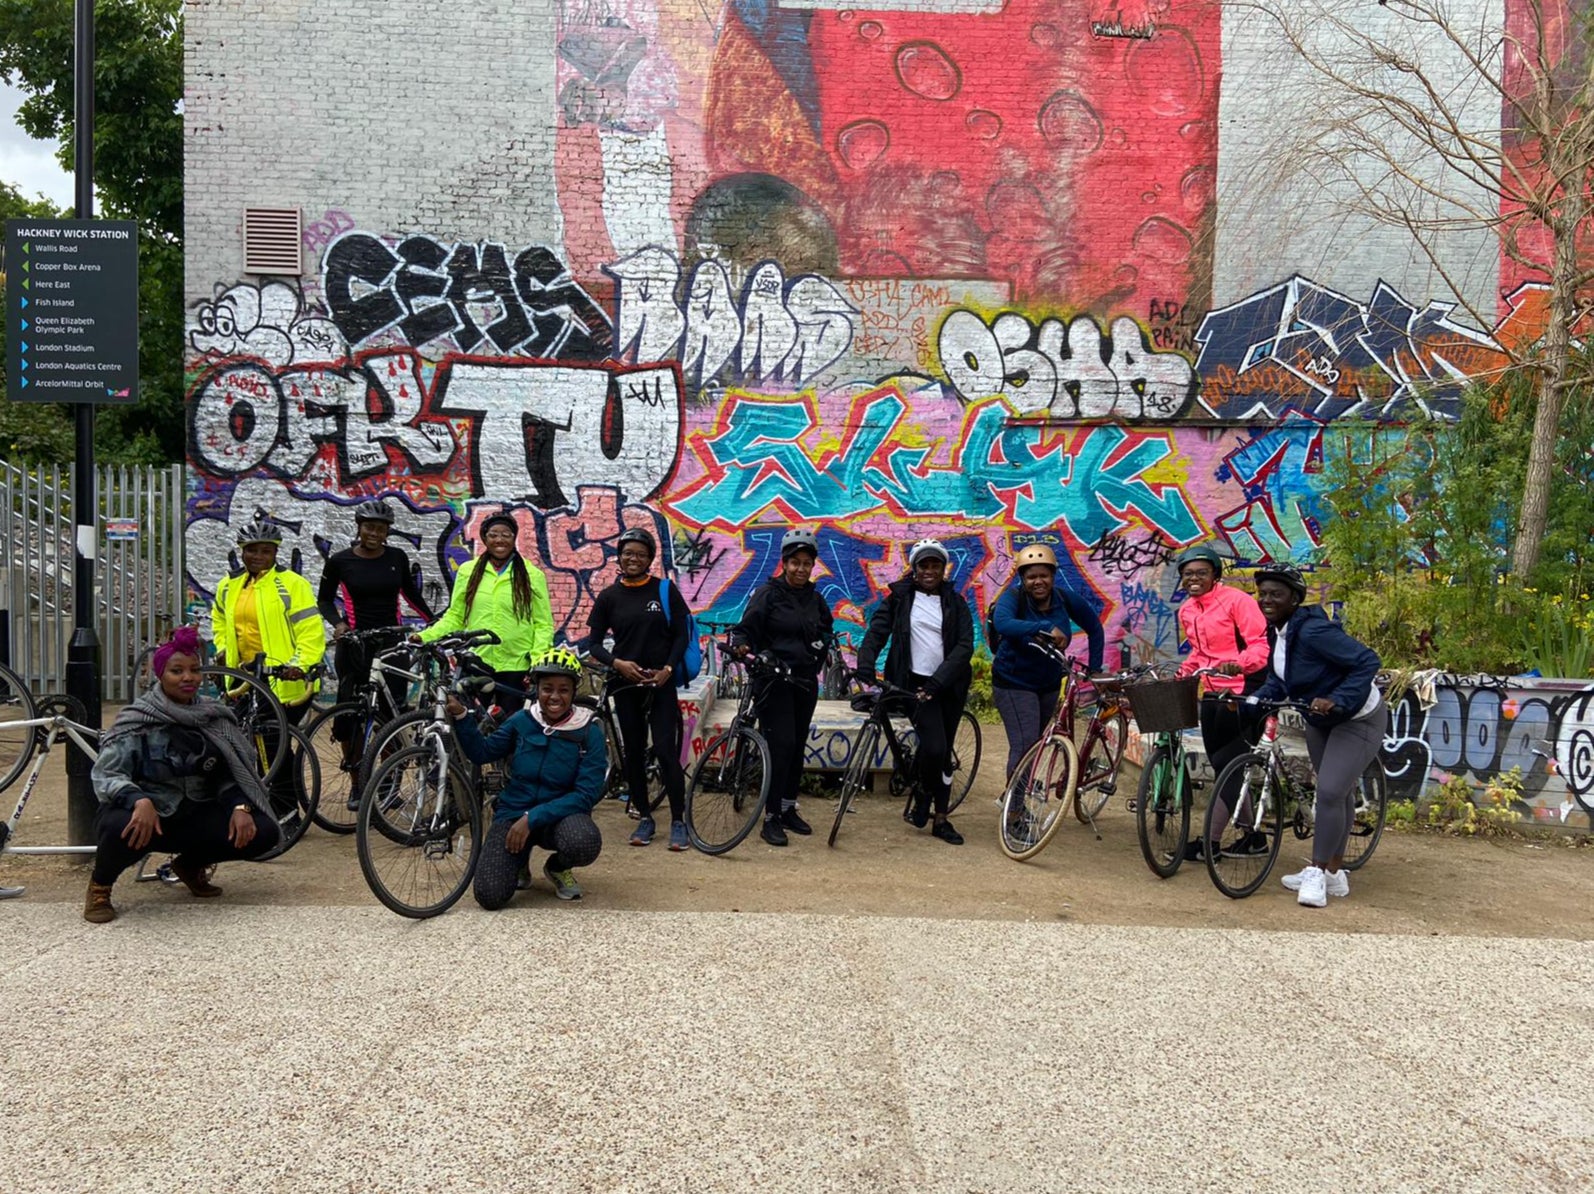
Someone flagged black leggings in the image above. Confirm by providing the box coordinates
[612,684,686,821]
[910,677,962,817]
[755,676,819,816]
[1201,695,1261,827]
[92,798,281,885]
[473,814,603,910]
[332,636,407,743]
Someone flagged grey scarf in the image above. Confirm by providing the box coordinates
[101,688,272,811]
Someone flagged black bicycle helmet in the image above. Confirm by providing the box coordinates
[479,512,519,540]
[780,528,819,559]
[1175,543,1225,577]
[236,520,283,546]
[354,498,396,525]
[1253,561,1309,600]
[616,527,657,559]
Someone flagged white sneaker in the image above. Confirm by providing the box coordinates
[1294,865,1328,907]
[1282,866,1349,898]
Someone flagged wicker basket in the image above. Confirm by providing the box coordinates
[1124,676,1201,733]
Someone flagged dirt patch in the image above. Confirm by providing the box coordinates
[6,756,1593,937]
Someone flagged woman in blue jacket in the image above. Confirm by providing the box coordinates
[1248,563,1386,909]
[446,646,607,908]
[989,544,1105,780]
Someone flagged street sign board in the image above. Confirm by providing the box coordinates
[4,219,140,404]
[104,518,140,541]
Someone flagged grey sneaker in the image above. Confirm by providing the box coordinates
[543,858,583,900]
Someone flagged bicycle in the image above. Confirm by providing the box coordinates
[355,638,519,918]
[818,629,852,701]
[1203,697,1389,899]
[826,678,983,847]
[0,692,318,899]
[699,617,746,701]
[300,626,424,833]
[1123,666,1218,879]
[579,661,665,820]
[681,642,784,855]
[997,642,1149,861]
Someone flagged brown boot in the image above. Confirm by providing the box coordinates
[168,856,223,898]
[83,882,116,924]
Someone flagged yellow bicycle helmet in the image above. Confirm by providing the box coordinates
[529,646,583,679]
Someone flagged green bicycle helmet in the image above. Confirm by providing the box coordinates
[529,646,583,679]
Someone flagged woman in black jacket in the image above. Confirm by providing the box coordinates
[730,528,836,848]
[857,538,976,844]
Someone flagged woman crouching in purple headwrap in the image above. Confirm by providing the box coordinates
[83,626,281,923]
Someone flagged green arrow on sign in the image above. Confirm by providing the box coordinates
[21,260,27,273]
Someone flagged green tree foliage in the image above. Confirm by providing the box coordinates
[0,0,183,464]
[0,180,74,461]
[1318,378,1594,677]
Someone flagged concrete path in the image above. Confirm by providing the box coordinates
[2,903,1590,1193]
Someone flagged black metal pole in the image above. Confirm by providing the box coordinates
[65,0,100,848]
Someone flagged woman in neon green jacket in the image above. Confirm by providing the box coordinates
[419,512,553,694]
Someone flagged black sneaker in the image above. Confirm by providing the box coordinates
[760,816,789,847]
[1183,839,1209,862]
[1225,830,1270,856]
[781,808,813,836]
[905,798,930,829]
[931,819,964,845]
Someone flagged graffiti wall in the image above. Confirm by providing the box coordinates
[185,0,1592,823]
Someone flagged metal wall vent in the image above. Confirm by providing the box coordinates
[243,207,303,274]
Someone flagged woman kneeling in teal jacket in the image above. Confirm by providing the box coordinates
[446,646,607,908]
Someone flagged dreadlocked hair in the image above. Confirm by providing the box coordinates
[462,550,536,621]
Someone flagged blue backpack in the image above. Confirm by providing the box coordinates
[658,577,702,687]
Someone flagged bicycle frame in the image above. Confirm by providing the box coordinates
[0,715,103,897]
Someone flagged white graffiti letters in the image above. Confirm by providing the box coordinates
[937,309,1196,419]
[433,361,682,507]
[605,248,858,387]
[189,281,344,368]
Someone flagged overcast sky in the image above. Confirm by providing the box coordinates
[1,81,74,208]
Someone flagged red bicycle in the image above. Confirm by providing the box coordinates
[997,639,1150,861]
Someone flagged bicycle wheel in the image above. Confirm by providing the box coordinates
[829,722,880,847]
[1074,707,1128,823]
[357,707,436,793]
[1205,752,1285,899]
[257,726,319,861]
[356,745,481,918]
[997,734,1079,862]
[946,710,983,814]
[127,645,158,696]
[0,660,38,795]
[684,727,771,855]
[197,666,289,785]
[302,702,368,834]
[1341,761,1388,871]
[1135,743,1191,879]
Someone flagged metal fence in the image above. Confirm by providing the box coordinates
[0,462,186,703]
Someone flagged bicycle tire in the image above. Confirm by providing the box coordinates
[1205,752,1285,899]
[356,744,481,918]
[198,666,290,785]
[684,727,771,855]
[946,710,983,814]
[828,721,880,847]
[1074,708,1128,823]
[257,725,319,861]
[356,707,438,794]
[0,660,39,795]
[302,703,366,834]
[127,645,158,696]
[997,734,1079,862]
[1341,761,1388,872]
[1135,743,1191,879]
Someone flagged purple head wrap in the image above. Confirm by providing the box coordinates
[151,625,203,678]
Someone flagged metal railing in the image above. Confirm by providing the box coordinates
[0,462,185,702]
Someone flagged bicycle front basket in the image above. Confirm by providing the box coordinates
[1124,676,1201,733]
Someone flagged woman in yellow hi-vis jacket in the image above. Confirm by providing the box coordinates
[209,520,327,717]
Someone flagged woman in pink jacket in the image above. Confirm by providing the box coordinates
[1173,544,1271,860]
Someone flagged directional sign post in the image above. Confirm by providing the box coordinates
[4,219,139,404]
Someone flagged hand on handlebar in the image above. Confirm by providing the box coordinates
[1309,697,1338,717]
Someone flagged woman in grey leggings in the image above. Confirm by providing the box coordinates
[1247,563,1385,908]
